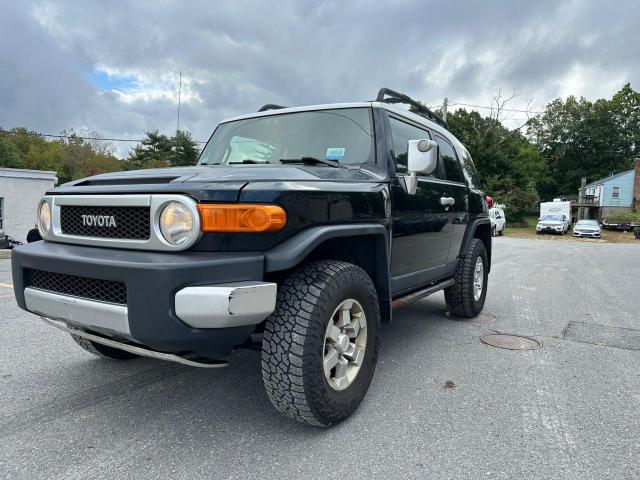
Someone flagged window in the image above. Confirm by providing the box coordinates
[612,186,620,199]
[198,108,374,167]
[435,134,464,183]
[388,117,432,174]
[0,197,3,230]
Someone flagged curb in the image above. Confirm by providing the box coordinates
[0,250,12,260]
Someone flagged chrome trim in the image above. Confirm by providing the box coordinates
[175,282,277,328]
[41,194,202,251]
[24,287,130,335]
[39,317,227,369]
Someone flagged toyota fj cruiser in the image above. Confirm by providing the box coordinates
[11,88,491,427]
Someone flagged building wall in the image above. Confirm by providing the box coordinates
[634,159,640,210]
[0,169,57,241]
[601,206,633,218]
[601,170,634,207]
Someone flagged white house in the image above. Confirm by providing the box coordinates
[0,168,57,241]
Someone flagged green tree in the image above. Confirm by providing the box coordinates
[126,130,200,170]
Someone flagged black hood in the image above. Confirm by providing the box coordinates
[49,164,385,200]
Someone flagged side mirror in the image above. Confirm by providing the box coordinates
[401,139,438,195]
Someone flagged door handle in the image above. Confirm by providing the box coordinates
[440,197,455,206]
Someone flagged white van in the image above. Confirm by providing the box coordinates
[489,205,506,236]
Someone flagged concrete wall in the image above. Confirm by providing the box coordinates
[0,169,57,241]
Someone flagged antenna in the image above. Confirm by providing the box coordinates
[175,72,182,162]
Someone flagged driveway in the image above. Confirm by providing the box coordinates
[1,238,639,479]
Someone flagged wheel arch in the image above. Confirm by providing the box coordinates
[264,224,392,322]
[460,218,492,272]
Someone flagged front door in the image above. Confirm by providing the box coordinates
[387,116,452,294]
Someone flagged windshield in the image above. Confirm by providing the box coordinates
[198,108,374,167]
[542,215,564,222]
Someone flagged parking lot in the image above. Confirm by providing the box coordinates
[1,237,639,480]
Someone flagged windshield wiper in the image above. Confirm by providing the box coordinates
[279,156,345,168]
[228,159,268,164]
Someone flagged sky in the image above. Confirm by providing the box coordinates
[1,0,639,157]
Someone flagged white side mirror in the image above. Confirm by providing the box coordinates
[401,139,438,195]
[407,139,437,175]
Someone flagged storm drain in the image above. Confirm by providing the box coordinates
[480,334,542,351]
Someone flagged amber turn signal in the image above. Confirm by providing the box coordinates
[197,204,287,233]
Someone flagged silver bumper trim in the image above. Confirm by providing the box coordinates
[175,282,277,328]
[40,317,227,369]
[24,287,130,335]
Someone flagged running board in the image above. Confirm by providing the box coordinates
[391,278,456,309]
[40,317,228,369]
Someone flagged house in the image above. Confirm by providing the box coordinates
[0,168,57,242]
[578,159,640,220]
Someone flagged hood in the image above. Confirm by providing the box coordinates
[539,220,563,226]
[50,164,384,200]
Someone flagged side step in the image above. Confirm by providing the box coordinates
[391,278,455,309]
[40,317,228,369]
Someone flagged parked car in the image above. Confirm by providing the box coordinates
[536,214,569,235]
[11,88,492,427]
[572,219,601,238]
[489,206,506,236]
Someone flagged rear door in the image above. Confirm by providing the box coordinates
[433,134,469,264]
[387,116,452,293]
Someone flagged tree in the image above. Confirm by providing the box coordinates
[125,130,200,170]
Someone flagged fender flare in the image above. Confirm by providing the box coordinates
[459,217,492,271]
[264,224,392,321]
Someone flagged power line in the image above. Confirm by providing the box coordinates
[0,128,208,144]
[448,101,544,114]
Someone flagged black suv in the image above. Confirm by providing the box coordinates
[12,89,491,427]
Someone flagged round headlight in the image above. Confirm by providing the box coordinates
[159,201,194,246]
[38,201,51,237]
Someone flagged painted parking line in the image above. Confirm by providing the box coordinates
[0,283,14,289]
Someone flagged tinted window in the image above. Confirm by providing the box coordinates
[459,147,481,188]
[199,108,374,166]
[435,134,464,183]
[388,117,431,174]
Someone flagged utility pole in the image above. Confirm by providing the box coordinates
[442,97,448,122]
[175,72,182,163]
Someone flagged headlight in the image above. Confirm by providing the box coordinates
[38,201,51,237]
[159,201,194,246]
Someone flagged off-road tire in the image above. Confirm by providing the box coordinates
[444,238,488,318]
[71,334,138,360]
[261,260,381,427]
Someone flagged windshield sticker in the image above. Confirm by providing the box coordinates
[325,147,345,160]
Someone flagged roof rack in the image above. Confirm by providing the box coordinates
[258,104,287,112]
[375,88,448,129]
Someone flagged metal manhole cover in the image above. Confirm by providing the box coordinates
[466,313,496,324]
[480,334,542,350]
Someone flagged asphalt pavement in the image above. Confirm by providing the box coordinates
[1,237,639,479]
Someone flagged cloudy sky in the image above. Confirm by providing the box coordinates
[1,0,638,157]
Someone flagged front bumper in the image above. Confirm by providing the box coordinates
[573,231,601,238]
[12,241,275,358]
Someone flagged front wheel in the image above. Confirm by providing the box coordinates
[261,260,381,427]
[445,238,488,318]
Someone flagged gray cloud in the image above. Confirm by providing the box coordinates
[1,0,638,156]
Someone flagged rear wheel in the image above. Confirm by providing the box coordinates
[71,334,138,360]
[261,260,381,427]
[499,225,505,236]
[445,239,488,318]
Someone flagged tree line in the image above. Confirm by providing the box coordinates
[1,83,638,220]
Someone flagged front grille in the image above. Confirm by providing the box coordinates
[77,177,178,186]
[26,269,127,305]
[60,206,150,239]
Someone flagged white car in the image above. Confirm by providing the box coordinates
[573,219,601,238]
[489,206,506,236]
[536,214,569,235]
